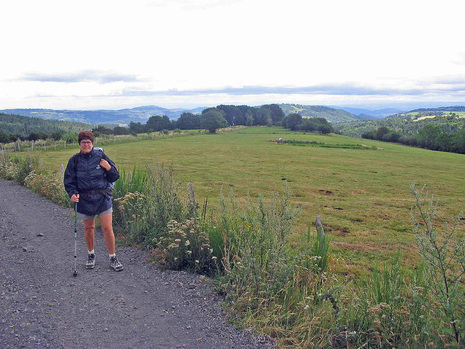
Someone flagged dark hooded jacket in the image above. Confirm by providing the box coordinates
[64,148,120,216]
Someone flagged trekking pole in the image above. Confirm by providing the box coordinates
[73,202,78,277]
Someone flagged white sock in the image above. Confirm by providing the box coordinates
[109,253,116,258]
[88,249,95,255]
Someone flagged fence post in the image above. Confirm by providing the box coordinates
[189,183,196,207]
[31,141,34,151]
[315,215,325,243]
[61,164,64,182]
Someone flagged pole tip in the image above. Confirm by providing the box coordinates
[73,271,78,277]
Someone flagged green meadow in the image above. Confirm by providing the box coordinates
[38,127,465,275]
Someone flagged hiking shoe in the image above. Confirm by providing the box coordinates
[86,253,96,269]
[110,256,123,272]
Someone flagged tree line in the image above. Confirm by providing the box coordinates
[106,105,333,135]
[1,104,335,143]
[362,124,465,154]
[335,113,465,138]
[122,104,287,135]
[0,113,90,142]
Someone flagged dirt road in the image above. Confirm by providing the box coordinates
[0,179,272,349]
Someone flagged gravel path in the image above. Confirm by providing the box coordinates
[0,179,273,349]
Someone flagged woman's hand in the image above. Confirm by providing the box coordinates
[71,194,79,203]
[100,159,111,171]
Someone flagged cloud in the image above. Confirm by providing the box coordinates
[452,52,465,66]
[20,70,142,84]
[428,76,465,87]
[120,83,427,97]
[146,0,243,10]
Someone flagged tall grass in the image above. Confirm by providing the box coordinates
[0,152,70,206]
[411,183,465,345]
[216,187,301,296]
[113,164,188,245]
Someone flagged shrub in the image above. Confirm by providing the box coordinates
[12,155,38,185]
[411,183,465,345]
[24,170,71,207]
[0,151,15,180]
[113,164,189,245]
[209,189,342,347]
[337,254,434,347]
[152,219,218,275]
[216,187,301,298]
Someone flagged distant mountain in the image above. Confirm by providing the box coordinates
[408,106,465,113]
[332,107,407,119]
[333,105,465,138]
[385,106,465,120]
[279,104,358,123]
[0,106,206,126]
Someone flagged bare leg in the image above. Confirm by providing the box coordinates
[99,212,115,255]
[83,218,95,252]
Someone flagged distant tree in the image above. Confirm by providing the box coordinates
[216,105,243,126]
[417,124,443,150]
[50,131,62,141]
[62,132,78,144]
[92,125,113,136]
[299,118,317,132]
[113,126,130,135]
[400,135,418,147]
[0,130,10,143]
[245,109,254,126]
[176,113,201,130]
[129,121,145,134]
[382,131,401,143]
[283,113,302,131]
[201,107,221,115]
[376,126,390,140]
[297,117,333,134]
[261,104,285,124]
[236,105,254,125]
[27,132,42,141]
[200,109,228,133]
[451,129,465,154]
[146,115,172,132]
[434,133,451,152]
[362,130,376,140]
[317,124,333,134]
[254,107,271,125]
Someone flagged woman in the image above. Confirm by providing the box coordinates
[64,131,123,271]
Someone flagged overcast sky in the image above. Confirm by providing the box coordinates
[1,0,465,110]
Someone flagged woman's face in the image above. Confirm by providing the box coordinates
[79,139,93,154]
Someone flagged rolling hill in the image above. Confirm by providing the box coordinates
[279,104,359,123]
[0,106,205,126]
[0,113,90,137]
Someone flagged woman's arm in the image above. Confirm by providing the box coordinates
[101,154,120,183]
[64,156,79,198]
